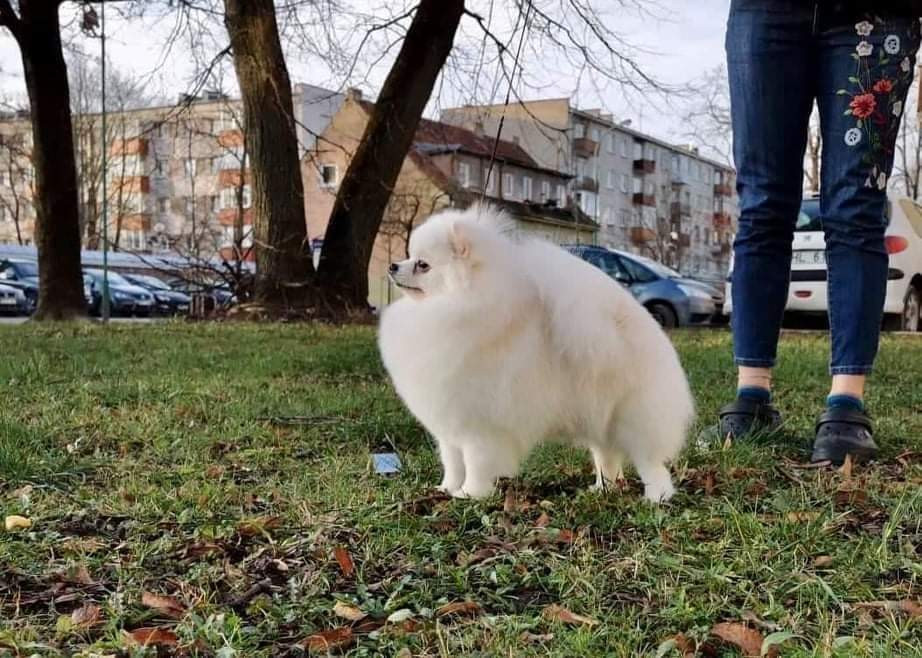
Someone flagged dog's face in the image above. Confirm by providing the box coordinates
[388,214,475,300]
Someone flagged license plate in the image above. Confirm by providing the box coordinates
[792,249,825,266]
[0,298,16,305]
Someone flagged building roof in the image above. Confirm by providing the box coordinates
[454,191,598,232]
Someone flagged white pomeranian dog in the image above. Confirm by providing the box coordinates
[378,205,694,503]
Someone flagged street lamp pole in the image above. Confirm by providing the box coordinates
[100,1,110,322]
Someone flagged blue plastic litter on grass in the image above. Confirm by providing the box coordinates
[372,452,402,475]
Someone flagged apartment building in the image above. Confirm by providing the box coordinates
[441,99,737,282]
[0,84,345,258]
[304,90,597,306]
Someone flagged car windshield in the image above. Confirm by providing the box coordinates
[795,198,822,231]
[634,256,681,279]
[134,275,170,290]
[13,261,38,277]
[87,269,131,286]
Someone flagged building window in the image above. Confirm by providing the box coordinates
[485,170,496,195]
[607,169,615,189]
[503,173,515,199]
[620,174,629,194]
[633,141,643,160]
[607,133,615,153]
[122,230,146,251]
[644,143,655,160]
[574,123,586,139]
[557,184,566,205]
[541,180,551,200]
[620,136,628,158]
[603,207,615,227]
[219,185,252,209]
[158,198,168,214]
[154,159,164,176]
[522,176,533,200]
[184,158,196,177]
[704,227,711,244]
[644,181,655,196]
[210,195,219,212]
[459,161,472,188]
[619,208,631,227]
[633,177,642,194]
[320,164,338,188]
[590,126,600,142]
[693,226,700,244]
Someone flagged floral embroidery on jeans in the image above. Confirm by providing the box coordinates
[839,16,920,190]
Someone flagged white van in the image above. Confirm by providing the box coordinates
[722,195,922,331]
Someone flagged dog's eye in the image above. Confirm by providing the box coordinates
[416,260,430,273]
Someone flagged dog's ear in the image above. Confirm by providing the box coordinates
[449,220,471,259]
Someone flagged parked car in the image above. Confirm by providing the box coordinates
[0,282,29,315]
[722,195,922,331]
[122,273,191,315]
[83,269,156,317]
[166,277,235,308]
[0,257,40,313]
[565,245,719,328]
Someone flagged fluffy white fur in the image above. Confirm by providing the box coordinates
[378,205,694,502]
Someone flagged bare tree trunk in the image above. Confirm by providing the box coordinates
[224,0,312,308]
[315,0,465,309]
[5,1,86,320]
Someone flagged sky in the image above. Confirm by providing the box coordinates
[0,1,731,149]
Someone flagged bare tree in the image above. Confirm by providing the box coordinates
[0,130,32,245]
[892,79,921,200]
[0,0,88,319]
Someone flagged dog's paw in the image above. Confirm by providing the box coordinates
[436,483,461,496]
[643,478,676,504]
[453,481,495,499]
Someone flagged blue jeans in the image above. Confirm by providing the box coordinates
[726,1,919,375]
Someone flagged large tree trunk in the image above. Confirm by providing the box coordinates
[8,1,86,320]
[315,0,465,309]
[224,0,312,308]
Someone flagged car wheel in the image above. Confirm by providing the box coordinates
[903,286,921,332]
[647,302,678,329]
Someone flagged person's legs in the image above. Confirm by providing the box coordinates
[813,11,920,462]
[720,0,815,437]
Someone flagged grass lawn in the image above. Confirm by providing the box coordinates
[0,323,920,657]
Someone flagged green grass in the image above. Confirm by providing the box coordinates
[0,323,920,657]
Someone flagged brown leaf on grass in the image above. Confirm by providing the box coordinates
[812,555,834,568]
[853,600,922,618]
[833,487,868,507]
[183,542,224,559]
[353,618,386,634]
[535,512,551,528]
[123,627,179,647]
[300,627,354,651]
[332,600,367,622]
[236,515,282,537]
[65,565,97,585]
[541,603,599,627]
[141,591,186,619]
[334,546,355,577]
[456,546,497,567]
[436,601,482,618]
[71,602,102,629]
[710,622,774,657]
[784,511,821,523]
[838,453,854,478]
[520,631,555,643]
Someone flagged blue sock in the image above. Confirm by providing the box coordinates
[737,386,771,404]
[827,394,864,412]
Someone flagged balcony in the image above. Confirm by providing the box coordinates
[713,211,732,228]
[218,169,249,188]
[714,182,733,196]
[574,176,599,192]
[573,136,598,158]
[117,213,152,231]
[217,208,254,226]
[633,158,656,175]
[632,192,656,207]
[670,201,691,217]
[113,176,150,195]
[110,138,148,157]
[217,129,244,148]
[630,226,656,244]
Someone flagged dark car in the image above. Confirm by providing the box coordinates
[167,277,235,308]
[83,269,156,317]
[0,282,29,315]
[122,273,191,316]
[0,258,40,313]
[564,245,719,328]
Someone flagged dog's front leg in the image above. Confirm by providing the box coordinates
[435,441,465,495]
[455,442,519,499]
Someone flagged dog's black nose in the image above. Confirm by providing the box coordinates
[388,263,399,274]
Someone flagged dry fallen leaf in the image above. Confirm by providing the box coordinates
[542,603,599,627]
[334,546,355,577]
[332,600,367,622]
[64,565,96,585]
[838,453,854,478]
[4,515,31,531]
[710,622,773,657]
[71,602,103,629]
[520,631,555,643]
[784,511,821,523]
[141,591,186,619]
[853,600,922,618]
[235,515,282,537]
[812,555,834,568]
[123,627,179,647]
[535,512,551,528]
[300,627,354,651]
[435,601,482,618]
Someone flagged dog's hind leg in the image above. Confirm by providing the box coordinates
[436,441,465,495]
[589,445,625,491]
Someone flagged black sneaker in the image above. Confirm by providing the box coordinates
[717,397,783,440]
[811,408,877,465]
